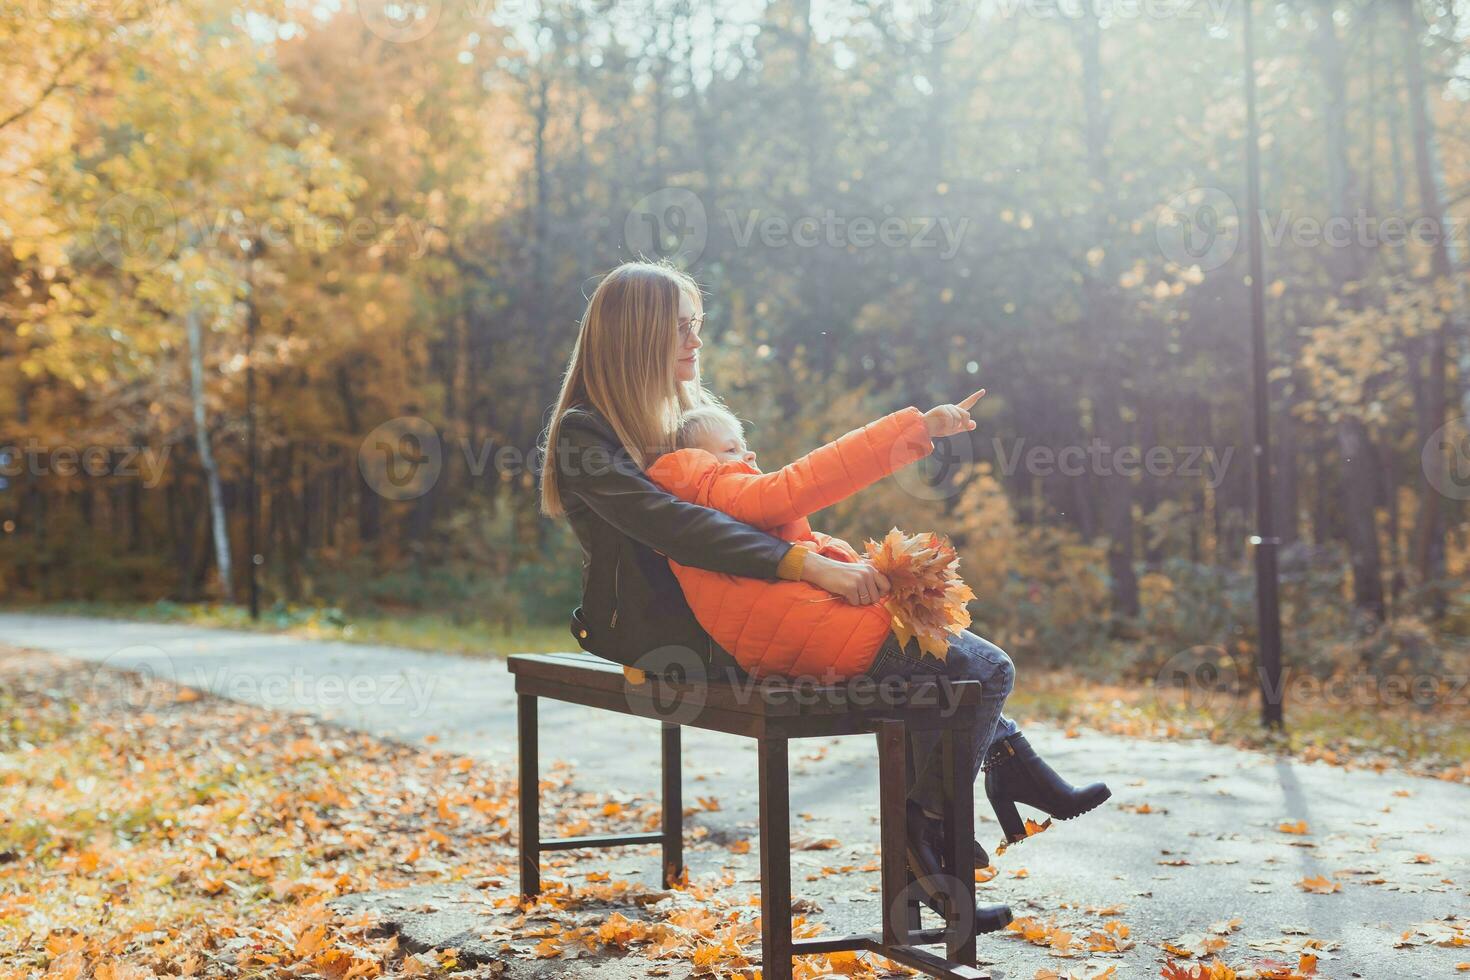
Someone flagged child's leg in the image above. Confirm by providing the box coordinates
[866,629,1017,815]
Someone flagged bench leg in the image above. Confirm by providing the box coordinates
[758,737,793,980]
[661,723,683,887]
[877,720,912,946]
[940,725,978,965]
[906,867,924,934]
[518,693,540,897]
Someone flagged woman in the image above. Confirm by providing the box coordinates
[538,261,1109,932]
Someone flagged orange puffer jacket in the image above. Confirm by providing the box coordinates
[644,407,934,680]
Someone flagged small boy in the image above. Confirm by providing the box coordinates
[642,392,980,680]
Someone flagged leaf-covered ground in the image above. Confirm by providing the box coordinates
[2,648,840,979]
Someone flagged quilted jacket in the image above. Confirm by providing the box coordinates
[551,403,801,673]
[644,407,934,679]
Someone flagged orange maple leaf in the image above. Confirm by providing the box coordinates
[1297,875,1341,894]
[863,527,975,660]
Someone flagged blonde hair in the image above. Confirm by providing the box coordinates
[539,261,719,517]
[675,404,745,451]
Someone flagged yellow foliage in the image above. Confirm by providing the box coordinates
[1297,276,1452,426]
[953,462,1015,599]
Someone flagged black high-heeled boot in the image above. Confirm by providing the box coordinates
[905,802,1012,933]
[983,732,1111,844]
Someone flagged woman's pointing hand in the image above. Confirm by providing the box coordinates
[923,388,986,438]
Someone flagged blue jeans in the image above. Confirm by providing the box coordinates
[865,629,1019,815]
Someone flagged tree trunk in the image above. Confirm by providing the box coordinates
[1074,10,1138,618]
[186,305,234,601]
[1337,416,1385,621]
[1272,406,1299,546]
[1138,404,1163,568]
[336,363,378,545]
[1315,0,1383,621]
[1399,0,1460,610]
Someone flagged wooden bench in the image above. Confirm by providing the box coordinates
[509,650,1004,980]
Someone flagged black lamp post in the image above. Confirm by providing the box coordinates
[1242,0,1285,729]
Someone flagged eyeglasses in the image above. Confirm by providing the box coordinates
[677,313,707,343]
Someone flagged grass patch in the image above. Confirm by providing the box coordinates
[1010,669,1470,781]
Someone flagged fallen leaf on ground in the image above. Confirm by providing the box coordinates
[1163,932,1229,958]
[1297,875,1341,894]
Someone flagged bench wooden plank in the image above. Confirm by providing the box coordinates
[513,668,984,739]
[541,832,663,851]
[509,652,987,726]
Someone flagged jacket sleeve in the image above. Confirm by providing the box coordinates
[663,407,934,528]
[555,412,798,580]
[810,532,862,563]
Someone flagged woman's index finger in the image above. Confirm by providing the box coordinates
[957,388,987,410]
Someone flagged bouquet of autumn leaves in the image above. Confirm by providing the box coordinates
[863,527,975,660]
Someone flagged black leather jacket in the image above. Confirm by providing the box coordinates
[550,402,796,672]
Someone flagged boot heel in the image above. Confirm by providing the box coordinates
[992,797,1026,844]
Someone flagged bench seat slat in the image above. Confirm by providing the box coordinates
[508,652,986,723]
[540,831,663,851]
[511,652,981,714]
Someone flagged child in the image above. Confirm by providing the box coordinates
[643,393,980,681]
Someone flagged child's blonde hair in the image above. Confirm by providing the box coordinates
[676,404,745,450]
